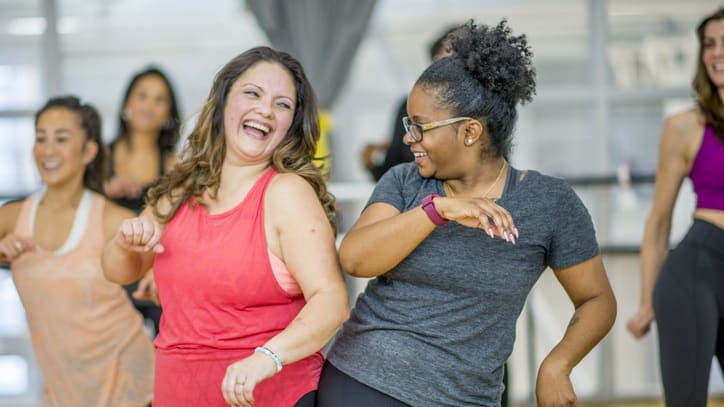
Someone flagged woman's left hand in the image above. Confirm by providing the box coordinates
[132,269,159,305]
[535,359,580,406]
[435,196,518,243]
[221,352,279,407]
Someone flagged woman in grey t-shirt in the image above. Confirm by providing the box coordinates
[317,20,617,407]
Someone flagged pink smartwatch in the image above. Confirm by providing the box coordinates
[421,193,448,226]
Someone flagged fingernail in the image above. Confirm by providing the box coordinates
[514,227,520,238]
[510,234,516,245]
[487,228,494,238]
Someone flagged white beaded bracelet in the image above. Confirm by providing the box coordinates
[255,346,283,373]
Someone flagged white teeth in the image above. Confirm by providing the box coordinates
[244,121,270,133]
[43,162,60,169]
[714,63,724,71]
[413,152,427,158]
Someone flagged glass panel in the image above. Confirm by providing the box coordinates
[607,0,717,91]
[516,104,605,175]
[609,102,665,173]
[0,355,28,396]
[0,0,43,111]
[0,118,40,198]
[0,64,42,111]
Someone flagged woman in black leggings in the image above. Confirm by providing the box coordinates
[627,7,724,406]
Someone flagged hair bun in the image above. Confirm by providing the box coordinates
[450,20,536,106]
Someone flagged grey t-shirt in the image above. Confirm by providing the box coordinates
[327,162,599,406]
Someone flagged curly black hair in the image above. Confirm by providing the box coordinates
[416,19,536,159]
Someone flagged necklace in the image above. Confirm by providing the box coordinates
[444,160,507,199]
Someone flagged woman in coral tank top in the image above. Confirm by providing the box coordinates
[0,96,154,406]
[102,46,349,407]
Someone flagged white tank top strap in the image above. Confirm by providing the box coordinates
[28,188,93,255]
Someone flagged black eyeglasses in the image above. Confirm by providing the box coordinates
[402,116,472,142]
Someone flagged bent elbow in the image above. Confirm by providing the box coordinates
[339,247,363,277]
[606,291,618,331]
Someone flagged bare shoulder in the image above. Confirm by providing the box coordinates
[266,172,325,224]
[664,108,704,139]
[662,108,705,157]
[267,172,316,201]
[0,200,25,236]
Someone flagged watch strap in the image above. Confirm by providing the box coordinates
[421,193,448,226]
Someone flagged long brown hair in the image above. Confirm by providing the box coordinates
[114,66,182,154]
[693,7,724,141]
[146,47,336,230]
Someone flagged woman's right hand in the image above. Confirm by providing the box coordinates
[435,196,518,243]
[105,176,144,199]
[114,216,164,253]
[0,234,35,262]
[626,306,655,339]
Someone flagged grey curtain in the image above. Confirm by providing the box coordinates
[246,0,377,109]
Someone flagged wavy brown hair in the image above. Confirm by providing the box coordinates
[694,7,724,141]
[146,46,336,231]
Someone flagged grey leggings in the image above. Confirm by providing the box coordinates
[653,219,724,407]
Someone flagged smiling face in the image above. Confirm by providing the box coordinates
[34,107,97,188]
[703,18,724,88]
[222,61,296,166]
[124,73,173,133]
[404,84,467,179]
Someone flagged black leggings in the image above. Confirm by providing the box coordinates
[295,390,317,407]
[316,361,409,407]
[653,219,724,407]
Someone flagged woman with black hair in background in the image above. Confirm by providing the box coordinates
[106,66,182,336]
[318,20,616,407]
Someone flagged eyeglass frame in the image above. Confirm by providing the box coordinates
[402,116,473,142]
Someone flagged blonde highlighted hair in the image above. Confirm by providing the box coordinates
[146,46,336,231]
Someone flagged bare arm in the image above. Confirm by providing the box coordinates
[536,255,617,406]
[0,201,32,263]
[627,113,695,338]
[101,205,163,285]
[262,174,349,362]
[339,196,516,278]
[339,202,435,277]
[222,174,349,405]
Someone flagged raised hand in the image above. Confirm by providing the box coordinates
[435,196,519,243]
[0,234,35,262]
[115,216,164,253]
